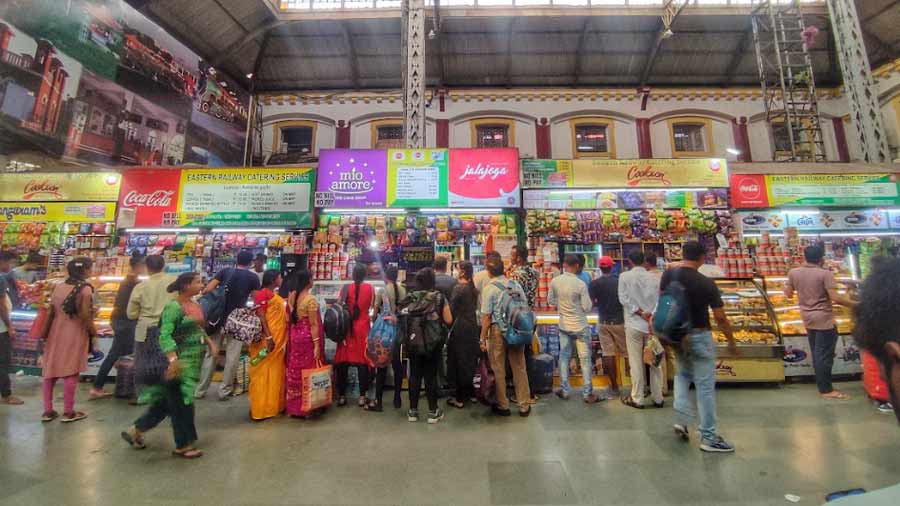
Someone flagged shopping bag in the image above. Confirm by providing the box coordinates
[232,353,250,396]
[366,314,398,368]
[643,335,665,367]
[302,361,334,413]
[473,355,496,406]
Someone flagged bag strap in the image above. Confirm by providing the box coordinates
[380,287,393,316]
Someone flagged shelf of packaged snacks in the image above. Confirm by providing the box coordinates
[763,277,856,337]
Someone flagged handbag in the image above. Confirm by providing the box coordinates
[473,354,497,406]
[135,326,169,386]
[643,335,665,367]
[223,306,263,343]
[367,289,398,368]
[301,360,334,413]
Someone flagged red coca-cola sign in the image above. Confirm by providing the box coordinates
[448,148,520,207]
[118,169,182,226]
[730,174,768,208]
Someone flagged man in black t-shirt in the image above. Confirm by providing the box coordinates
[659,241,737,453]
[196,250,261,400]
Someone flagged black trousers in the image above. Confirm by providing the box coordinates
[409,352,441,412]
[374,357,406,404]
[134,381,197,449]
[0,332,11,398]
[93,319,136,390]
[336,363,371,399]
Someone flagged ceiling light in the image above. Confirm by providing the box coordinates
[726,148,741,156]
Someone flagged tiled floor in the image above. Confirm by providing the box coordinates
[0,376,897,506]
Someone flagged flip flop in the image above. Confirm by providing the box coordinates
[822,392,851,400]
[61,411,88,423]
[120,429,146,450]
[2,396,24,405]
[89,391,113,401]
[41,410,59,423]
[172,448,203,459]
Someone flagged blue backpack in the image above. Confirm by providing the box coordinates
[652,269,692,344]
[491,280,536,347]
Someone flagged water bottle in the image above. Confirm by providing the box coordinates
[250,347,268,366]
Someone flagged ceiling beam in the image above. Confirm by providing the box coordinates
[572,18,591,87]
[209,0,252,35]
[211,20,293,68]
[251,30,273,83]
[505,18,516,88]
[341,21,360,90]
[258,48,833,59]
[267,28,774,39]
[639,0,690,86]
[722,21,754,86]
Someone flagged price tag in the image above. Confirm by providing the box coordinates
[315,191,335,207]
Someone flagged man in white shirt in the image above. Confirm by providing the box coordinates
[549,254,599,403]
[618,251,664,409]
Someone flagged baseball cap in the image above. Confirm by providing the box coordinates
[598,256,614,269]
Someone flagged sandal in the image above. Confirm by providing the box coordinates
[358,397,368,408]
[2,395,24,405]
[41,410,59,423]
[61,411,87,423]
[88,390,113,401]
[822,391,851,401]
[337,396,347,407]
[172,447,203,459]
[364,400,383,412]
[121,427,146,450]
[621,396,644,410]
[447,399,465,409]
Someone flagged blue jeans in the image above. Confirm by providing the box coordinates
[808,327,839,394]
[558,327,593,397]
[673,330,718,442]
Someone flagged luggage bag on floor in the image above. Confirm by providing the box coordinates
[527,352,555,395]
[114,356,136,399]
[862,350,889,402]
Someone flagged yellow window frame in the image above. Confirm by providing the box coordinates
[271,120,317,155]
[569,117,616,159]
[470,118,516,148]
[667,116,714,158]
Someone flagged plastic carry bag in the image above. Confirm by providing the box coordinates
[302,361,334,413]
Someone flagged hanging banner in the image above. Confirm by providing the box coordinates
[767,174,900,207]
[117,169,183,227]
[521,160,574,188]
[572,158,728,188]
[316,149,388,209]
[448,148,520,208]
[0,202,116,223]
[387,149,449,208]
[177,168,315,227]
[0,172,122,202]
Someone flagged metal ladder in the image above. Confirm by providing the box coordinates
[752,0,826,162]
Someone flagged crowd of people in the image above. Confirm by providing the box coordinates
[1,241,899,462]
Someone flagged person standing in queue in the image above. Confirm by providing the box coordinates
[784,244,857,401]
[248,269,287,420]
[253,254,267,284]
[589,256,626,399]
[90,255,145,400]
[0,251,23,406]
[372,265,406,411]
[618,251,664,409]
[550,254,600,404]
[480,252,532,417]
[508,244,540,404]
[663,241,738,453]
[433,256,457,302]
[40,258,96,423]
[196,250,260,401]
[122,272,217,459]
[128,255,174,397]
[447,261,480,409]
[334,263,374,408]
[284,269,325,418]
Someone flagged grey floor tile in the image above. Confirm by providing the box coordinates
[488,461,578,505]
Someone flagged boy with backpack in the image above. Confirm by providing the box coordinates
[479,252,533,417]
[655,241,738,453]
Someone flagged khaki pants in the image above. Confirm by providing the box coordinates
[488,325,530,411]
[625,327,664,406]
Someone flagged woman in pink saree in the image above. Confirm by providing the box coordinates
[285,269,325,417]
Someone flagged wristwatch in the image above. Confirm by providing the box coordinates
[168,355,178,364]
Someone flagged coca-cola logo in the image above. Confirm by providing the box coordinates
[737,178,762,200]
[22,180,63,200]
[626,165,671,186]
[123,190,175,207]
[459,163,508,181]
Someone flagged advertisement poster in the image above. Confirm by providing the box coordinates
[572,158,728,188]
[400,244,436,275]
[766,174,900,208]
[737,211,787,232]
[786,210,889,231]
[0,172,121,201]
[177,168,315,228]
[317,149,388,209]
[116,168,182,227]
[448,148,520,208]
[387,149,448,208]
[0,202,116,223]
[523,188,727,210]
[783,335,862,377]
[521,159,573,188]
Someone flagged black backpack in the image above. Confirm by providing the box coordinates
[398,290,446,357]
[324,285,352,344]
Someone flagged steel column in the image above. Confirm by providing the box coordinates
[403,0,426,149]
[826,0,891,163]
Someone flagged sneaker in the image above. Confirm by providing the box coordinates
[407,409,419,422]
[427,408,444,424]
[673,424,690,442]
[876,402,894,414]
[700,435,735,453]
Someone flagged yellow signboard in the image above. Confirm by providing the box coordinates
[572,158,728,188]
[0,173,122,202]
[0,202,117,223]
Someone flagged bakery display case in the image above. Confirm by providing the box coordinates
[764,276,862,377]
[711,278,785,383]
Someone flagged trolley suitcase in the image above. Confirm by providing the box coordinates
[862,350,889,402]
[527,352,555,395]
[114,356,136,399]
